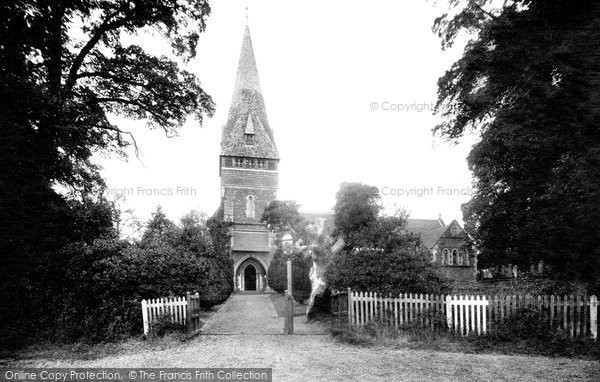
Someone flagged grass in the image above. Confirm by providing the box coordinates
[0,336,184,366]
[332,322,600,361]
[0,304,223,365]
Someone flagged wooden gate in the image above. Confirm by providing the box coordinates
[186,292,201,333]
[330,289,349,330]
[141,292,201,335]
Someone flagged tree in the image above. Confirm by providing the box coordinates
[433,0,600,289]
[178,211,233,308]
[346,209,420,252]
[139,206,180,248]
[326,182,451,296]
[266,248,312,303]
[261,200,306,238]
[0,0,214,261]
[333,182,381,242]
[261,200,312,301]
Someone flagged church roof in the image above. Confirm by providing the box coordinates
[404,219,445,236]
[221,25,279,159]
[417,224,452,249]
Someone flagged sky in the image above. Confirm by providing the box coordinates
[95,0,477,232]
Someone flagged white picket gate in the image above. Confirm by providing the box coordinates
[141,296,188,335]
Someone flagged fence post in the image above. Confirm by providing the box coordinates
[445,295,452,330]
[591,295,598,341]
[186,292,192,332]
[141,299,149,335]
[347,288,353,329]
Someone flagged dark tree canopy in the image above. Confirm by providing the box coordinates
[333,182,381,240]
[261,200,306,238]
[1,0,214,256]
[0,1,216,348]
[433,0,600,287]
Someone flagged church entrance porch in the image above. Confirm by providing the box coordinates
[235,256,267,292]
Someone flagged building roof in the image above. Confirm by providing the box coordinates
[417,224,452,249]
[300,212,461,249]
[221,25,278,159]
[404,218,445,235]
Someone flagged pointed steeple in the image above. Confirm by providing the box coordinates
[233,25,262,95]
[221,24,279,160]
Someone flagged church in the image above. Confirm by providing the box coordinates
[215,24,477,292]
[215,25,278,292]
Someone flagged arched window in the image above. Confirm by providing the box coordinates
[452,249,459,265]
[246,195,255,218]
[442,248,450,265]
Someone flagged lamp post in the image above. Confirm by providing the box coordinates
[281,232,294,334]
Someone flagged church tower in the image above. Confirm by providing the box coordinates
[219,25,279,292]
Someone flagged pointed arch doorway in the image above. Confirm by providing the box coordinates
[235,256,267,292]
[244,264,257,291]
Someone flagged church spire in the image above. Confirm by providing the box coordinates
[220,22,278,160]
[232,25,261,95]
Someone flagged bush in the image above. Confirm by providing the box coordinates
[326,245,452,296]
[149,314,186,338]
[1,209,234,349]
[267,248,312,303]
[491,307,558,342]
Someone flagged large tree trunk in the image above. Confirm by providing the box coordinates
[306,237,344,318]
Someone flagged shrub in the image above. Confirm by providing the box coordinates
[149,314,186,338]
[5,209,234,347]
[491,306,558,342]
[267,248,312,302]
[326,245,452,296]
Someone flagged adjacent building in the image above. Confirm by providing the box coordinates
[302,213,478,282]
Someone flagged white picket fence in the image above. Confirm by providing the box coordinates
[141,293,201,335]
[346,289,599,340]
[446,295,488,335]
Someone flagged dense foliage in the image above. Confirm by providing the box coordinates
[333,182,381,240]
[267,248,312,303]
[261,200,313,302]
[326,247,452,296]
[0,207,232,348]
[0,0,217,350]
[325,182,451,295]
[261,200,305,237]
[433,0,600,291]
[0,0,215,348]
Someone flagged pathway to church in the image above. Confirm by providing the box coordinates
[201,293,327,335]
[9,293,599,381]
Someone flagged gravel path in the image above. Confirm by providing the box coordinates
[202,293,328,335]
[7,293,600,381]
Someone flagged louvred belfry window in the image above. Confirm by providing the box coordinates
[245,114,255,145]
